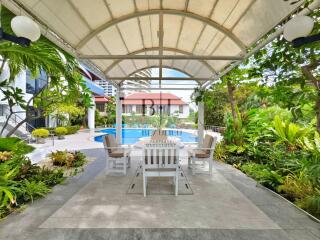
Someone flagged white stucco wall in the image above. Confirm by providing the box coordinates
[123,104,190,118]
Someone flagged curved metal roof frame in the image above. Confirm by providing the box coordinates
[4,0,319,89]
[104,47,217,77]
[113,65,197,86]
[76,9,247,52]
[128,66,193,79]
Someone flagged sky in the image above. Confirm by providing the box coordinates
[150,68,197,108]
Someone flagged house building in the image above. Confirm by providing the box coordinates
[122,93,189,118]
[95,96,109,114]
[0,61,103,136]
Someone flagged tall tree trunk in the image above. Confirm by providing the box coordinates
[0,112,13,137]
[227,80,237,121]
[316,93,320,133]
[302,61,320,132]
[5,86,47,137]
[82,112,88,128]
[6,118,28,137]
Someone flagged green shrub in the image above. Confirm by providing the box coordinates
[50,150,86,168]
[298,193,320,218]
[214,142,227,162]
[32,129,49,138]
[23,165,65,187]
[271,115,307,150]
[0,161,20,210]
[72,151,87,168]
[240,163,283,190]
[277,173,314,201]
[65,125,80,135]
[0,137,34,154]
[0,152,65,219]
[54,127,68,136]
[0,137,20,151]
[19,180,51,202]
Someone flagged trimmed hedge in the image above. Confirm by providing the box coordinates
[55,127,68,136]
[45,125,80,135]
[65,125,80,135]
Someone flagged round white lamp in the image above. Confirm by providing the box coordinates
[11,16,41,42]
[283,15,314,42]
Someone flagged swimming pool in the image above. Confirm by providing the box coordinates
[94,128,198,144]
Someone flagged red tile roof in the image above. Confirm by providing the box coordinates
[95,96,109,103]
[122,93,186,105]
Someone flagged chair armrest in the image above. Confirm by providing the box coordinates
[194,147,215,151]
[104,146,131,157]
[104,146,122,151]
[188,147,215,157]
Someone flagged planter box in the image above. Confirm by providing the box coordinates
[36,138,46,144]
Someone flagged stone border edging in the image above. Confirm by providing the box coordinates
[255,182,320,223]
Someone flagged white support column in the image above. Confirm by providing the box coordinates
[88,95,95,130]
[116,87,122,144]
[198,101,204,146]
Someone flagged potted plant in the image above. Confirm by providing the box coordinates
[55,127,68,140]
[32,128,49,144]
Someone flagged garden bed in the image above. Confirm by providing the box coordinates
[0,139,89,219]
[37,150,94,176]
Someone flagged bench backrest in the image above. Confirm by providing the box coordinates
[142,143,179,169]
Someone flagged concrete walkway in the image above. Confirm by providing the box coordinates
[1,134,319,239]
[27,130,101,164]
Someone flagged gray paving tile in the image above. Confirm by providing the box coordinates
[284,229,320,240]
[1,150,319,240]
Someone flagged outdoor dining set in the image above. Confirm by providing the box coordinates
[103,130,217,197]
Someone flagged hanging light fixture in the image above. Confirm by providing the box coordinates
[283,15,320,48]
[11,16,41,42]
[0,4,41,47]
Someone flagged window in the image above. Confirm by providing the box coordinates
[179,105,184,114]
[123,105,132,114]
[96,103,105,112]
[136,105,143,114]
[26,69,48,94]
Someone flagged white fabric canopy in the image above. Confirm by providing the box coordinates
[4,0,306,81]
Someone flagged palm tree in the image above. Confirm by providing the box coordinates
[0,7,89,136]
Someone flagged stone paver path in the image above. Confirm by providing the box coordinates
[0,147,319,240]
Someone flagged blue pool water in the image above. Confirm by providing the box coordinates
[94,128,198,144]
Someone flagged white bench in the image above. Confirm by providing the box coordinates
[142,143,180,197]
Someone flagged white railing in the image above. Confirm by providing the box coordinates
[0,109,35,135]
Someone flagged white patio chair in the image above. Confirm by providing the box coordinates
[142,143,180,197]
[103,134,131,175]
[188,134,217,175]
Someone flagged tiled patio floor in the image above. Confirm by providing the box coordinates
[0,147,319,240]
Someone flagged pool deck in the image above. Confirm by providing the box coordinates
[28,128,218,164]
[27,130,101,164]
[1,130,319,240]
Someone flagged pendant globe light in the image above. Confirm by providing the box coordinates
[0,4,41,47]
[11,15,41,42]
[283,15,320,48]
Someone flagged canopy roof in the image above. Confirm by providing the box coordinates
[4,0,315,87]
